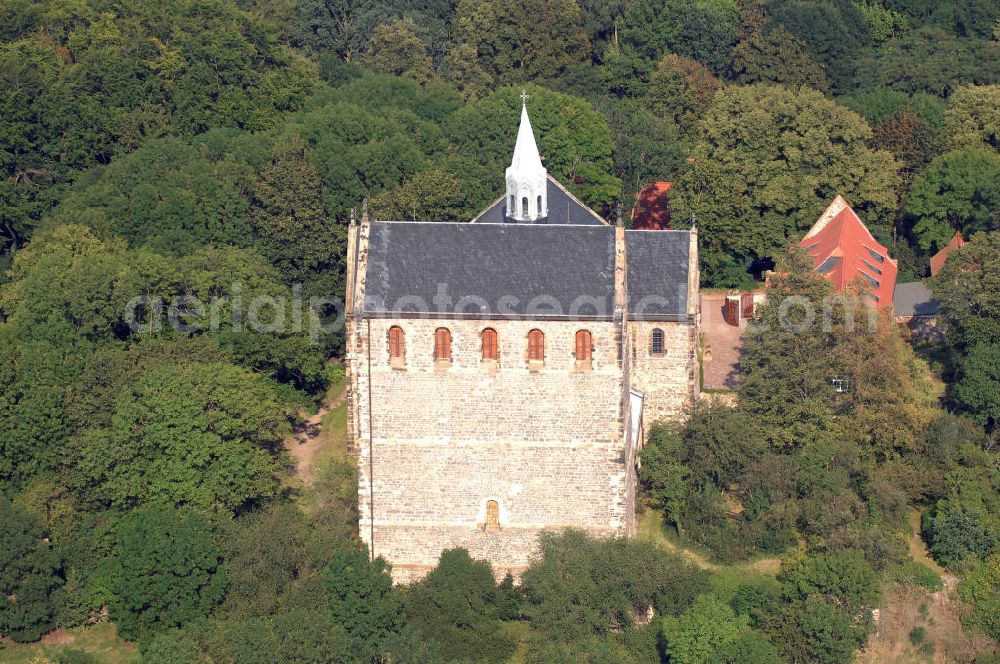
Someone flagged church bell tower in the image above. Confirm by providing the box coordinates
[505,92,547,222]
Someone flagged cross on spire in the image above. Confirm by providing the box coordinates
[520,89,529,105]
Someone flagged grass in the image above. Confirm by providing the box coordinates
[906,507,945,576]
[636,507,783,577]
[636,507,719,571]
[316,402,350,463]
[0,624,138,664]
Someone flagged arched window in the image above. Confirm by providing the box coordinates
[537,195,542,216]
[575,330,592,360]
[389,326,404,359]
[434,327,451,361]
[527,329,544,362]
[481,328,498,361]
[650,328,665,355]
[521,196,529,218]
[485,500,500,531]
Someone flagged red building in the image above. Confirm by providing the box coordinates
[800,196,897,309]
[630,181,672,230]
[929,231,966,277]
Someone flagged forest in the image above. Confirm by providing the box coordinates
[1,0,1000,662]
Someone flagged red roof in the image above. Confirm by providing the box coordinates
[800,196,897,309]
[630,182,672,230]
[929,231,965,277]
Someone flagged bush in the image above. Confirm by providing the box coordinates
[106,505,227,641]
[403,549,517,664]
[521,530,710,641]
[958,555,1000,642]
[0,498,60,642]
[894,560,944,591]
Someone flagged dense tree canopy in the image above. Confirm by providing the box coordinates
[670,84,898,282]
[3,0,1000,661]
[0,499,60,642]
[107,505,227,640]
[73,361,288,512]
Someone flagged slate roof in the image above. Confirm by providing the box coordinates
[626,230,691,320]
[364,222,616,318]
[893,281,939,318]
[362,222,693,320]
[471,175,607,226]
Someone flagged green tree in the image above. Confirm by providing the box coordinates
[930,231,1000,350]
[872,108,945,195]
[140,629,204,664]
[250,138,347,296]
[956,344,1000,429]
[646,54,722,133]
[451,0,590,87]
[45,138,254,257]
[404,549,517,663]
[853,1,908,44]
[215,505,312,619]
[324,547,400,648]
[447,85,621,213]
[768,0,868,93]
[1,0,313,252]
[370,168,470,221]
[73,362,288,512]
[943,84,1000,151]
[621,0,739,75]
[362,17,436,84]
[784,596,868,664]
[852,29,1000,98]
[520,530,709,640]
[639,423,690,526]
[597,98,685,198]
[958,554,1000,641]
[728,4,829,91]
[661,596,751,664]
[780,551,881,615]
[707,630,781,664]
[195,609,357,664]
[0,498,60,642]
[906,148,1000,251]
[923,483,1000,565]
[970,170,1000,235]
[107,504,227,641]
[669,84,898,282]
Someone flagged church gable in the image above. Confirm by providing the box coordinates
[470,175,609,226]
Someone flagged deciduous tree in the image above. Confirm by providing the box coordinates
[0,499,60,642]
[670,84,898,285]
[107,505,227,641]
[906,148,1000,251]
[943,84,1000,151]
[73,362,288,512]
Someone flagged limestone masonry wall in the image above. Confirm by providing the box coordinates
[350,317,630,581]
[629,321,698,422]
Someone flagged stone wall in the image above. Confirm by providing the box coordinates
[349,317,632,581]
[628,321,698,422]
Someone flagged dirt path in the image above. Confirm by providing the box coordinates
[636,507,782,574]
[286,388,346,484]
[857,508,985,664]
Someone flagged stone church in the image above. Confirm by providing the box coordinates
[344,100,700,582]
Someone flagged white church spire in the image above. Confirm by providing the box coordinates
[505,91,547,222]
